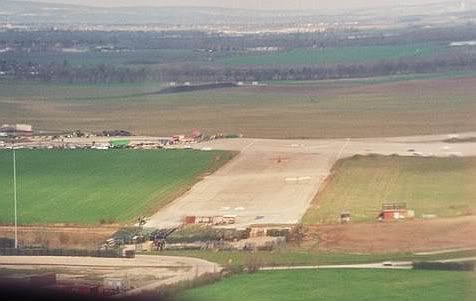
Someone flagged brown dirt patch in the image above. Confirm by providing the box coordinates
[303,216,476,253]
[0,225,118,249]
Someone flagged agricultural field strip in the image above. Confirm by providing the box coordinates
[0,149,234,224]
[1,75,475,139]
[146,132,476,228]
[214,42,460,66]
[177,269,476,301]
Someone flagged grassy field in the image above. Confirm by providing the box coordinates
[145,249,476,267]
[303,155,476,224]
[2,43,463,67]
[177,269,476,301]
[216,43,455,66]
[264,70,476,85]
[0,49,211,66]
[1,73,475,138]
[0,149,234,225]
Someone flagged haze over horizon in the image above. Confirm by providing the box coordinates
[12,0,467,10]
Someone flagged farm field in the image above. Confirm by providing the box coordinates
[177,269,476,301]
[0,49,212,66]
[1,74,475,138]
[303,155,476,224]
[0,149,234,225]
[216,42,455,66]
[2,43,465,67]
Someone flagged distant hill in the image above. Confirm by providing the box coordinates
[1,0,475,26]
[0,0,340,25]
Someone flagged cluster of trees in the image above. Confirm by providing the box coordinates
[154,56,476,82]
[3,54,476,83]
[0,61,148,83]
[2,24,476,83]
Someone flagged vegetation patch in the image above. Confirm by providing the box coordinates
[145,249,476,267]
[167,225,247,244]
[303,155,476,224]
[413,261,475,271]
[216,43,452,66]
[176,269,476,301]
[1,75,475,139]
[0,149,235,225]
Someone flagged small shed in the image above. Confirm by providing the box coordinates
[340,211,352,224]
[184,215,196,225]
[378,202,409,221]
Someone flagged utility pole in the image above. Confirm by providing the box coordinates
[13,148,18,249]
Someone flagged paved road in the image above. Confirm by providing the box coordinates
[260,256,476,271]
[146,132,476,229]
[260,262,413,271]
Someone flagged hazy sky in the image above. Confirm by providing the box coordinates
[19,0,462,10]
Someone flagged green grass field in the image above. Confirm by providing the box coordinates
[216,43,455,66]
[177,269,476,301]
[3,42,463,67]
[0,49,211,66]
[145,249,476,267]
[0,149,234,225]
[303,155,476,224]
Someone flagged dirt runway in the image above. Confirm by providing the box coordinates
[146,132,476,228]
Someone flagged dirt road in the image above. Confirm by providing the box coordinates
[0,255,221,295]
[146,132,476,228]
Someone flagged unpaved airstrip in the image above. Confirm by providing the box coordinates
[146,132,476,229]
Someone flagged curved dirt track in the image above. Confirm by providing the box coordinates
[146,132,476,228]
[0,255,221,295]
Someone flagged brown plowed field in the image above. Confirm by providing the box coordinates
[0,225,118,249]
[303,216,476,253]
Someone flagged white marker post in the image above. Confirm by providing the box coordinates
[13,148,18,248]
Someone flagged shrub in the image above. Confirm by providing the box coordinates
[244,255,263,274]
[225,263,245,275]
[413,261,475,271]
[0,237,15,248]
[167,225,244,244]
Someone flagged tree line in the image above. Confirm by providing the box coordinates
[2,54,476,83]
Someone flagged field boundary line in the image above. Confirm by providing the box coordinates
[336,138,351,160]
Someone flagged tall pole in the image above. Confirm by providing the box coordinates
[13,148,18,249]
